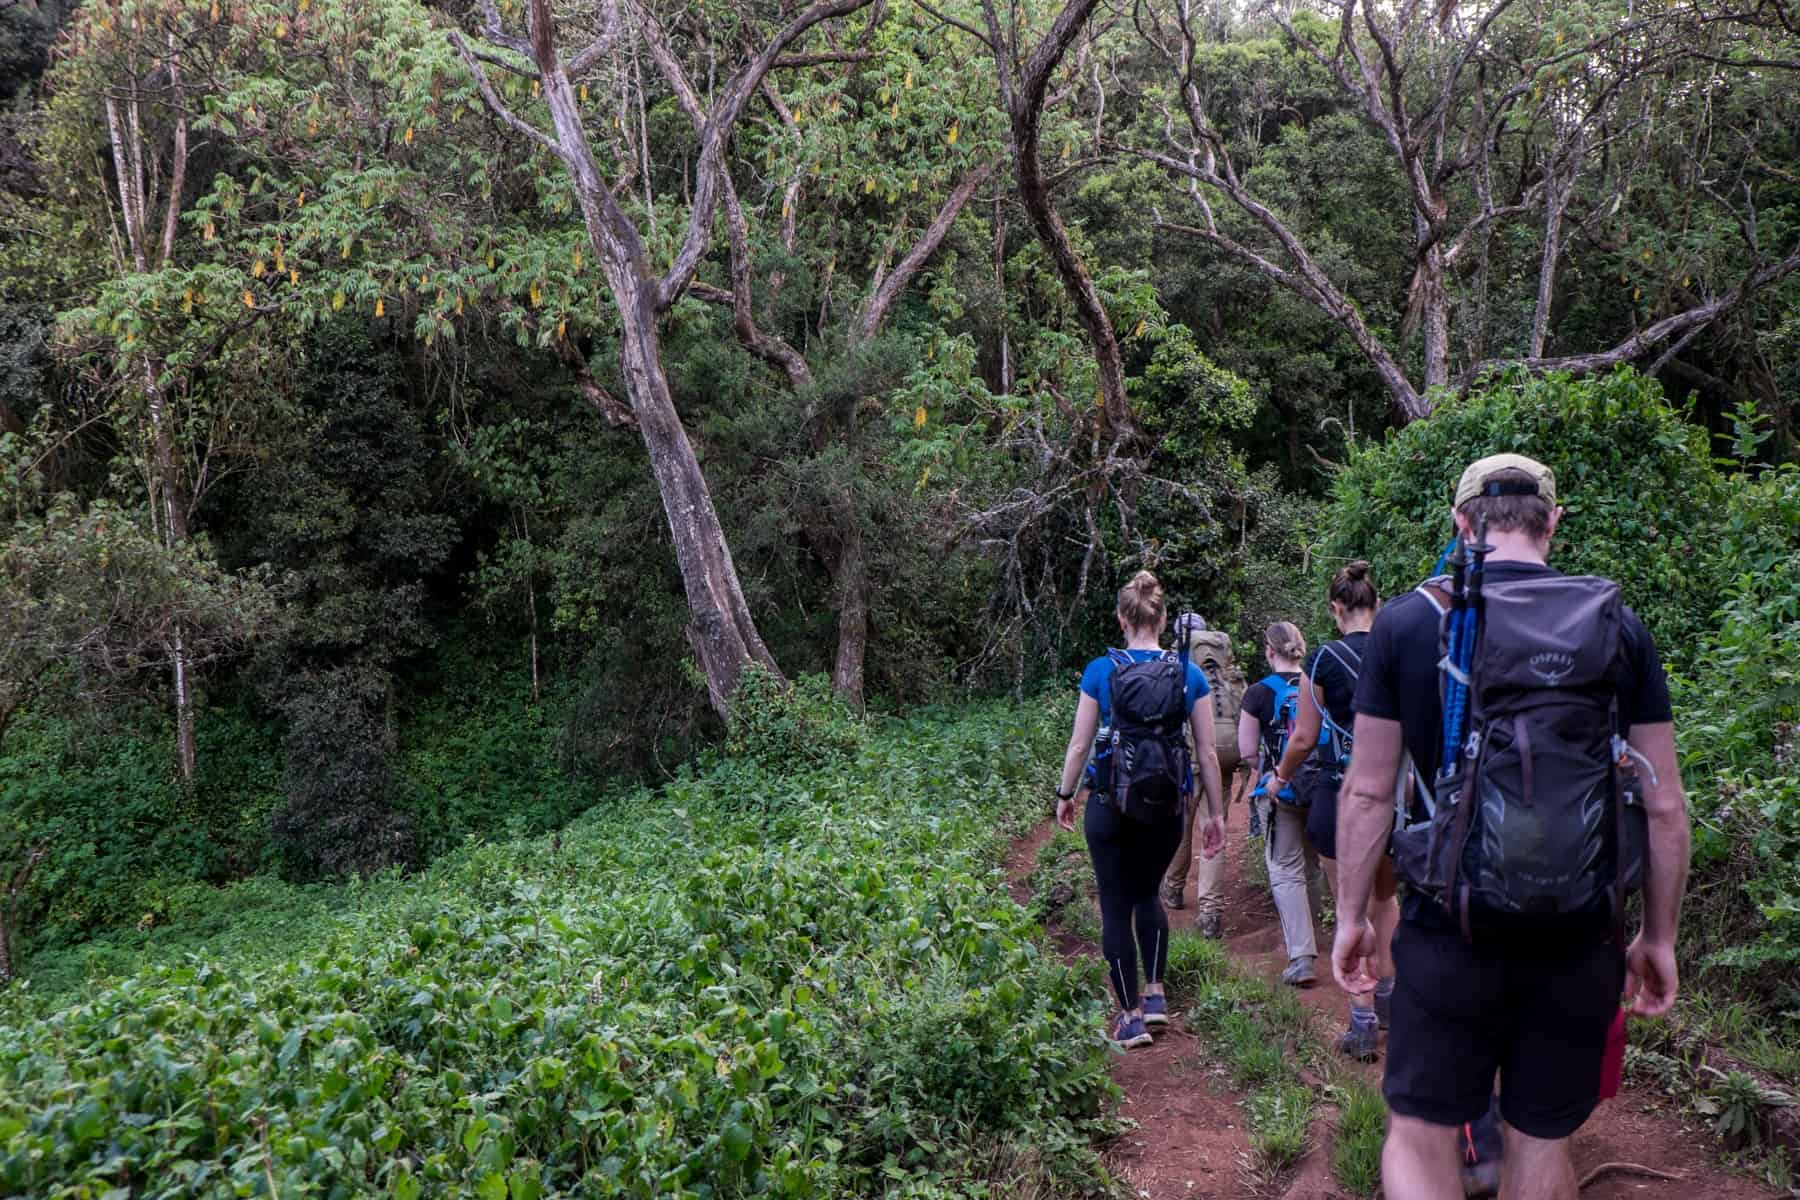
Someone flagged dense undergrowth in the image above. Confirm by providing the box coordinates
[0,699,1120,1199]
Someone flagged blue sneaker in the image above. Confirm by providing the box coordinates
[1108,1012,1153,1049]
[1142,994,1169,1028]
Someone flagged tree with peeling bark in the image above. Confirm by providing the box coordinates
[1132,0,1800,422]
[955,0,1140,443]
[449,0,892,715]
[643,3,1003,707]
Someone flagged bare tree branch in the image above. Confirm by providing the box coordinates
[858,161,998,340]
[1468,242,1800,384]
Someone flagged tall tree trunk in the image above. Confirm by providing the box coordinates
[829,512,869,708]
[1420,245,1451,392]
[982,0,1134,440]
[612,268,781,716]
[145,368,196,781]
[109,48,197,780]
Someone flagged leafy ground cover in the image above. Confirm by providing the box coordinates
[0,699,1119,1198]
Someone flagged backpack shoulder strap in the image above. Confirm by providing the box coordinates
[1415,576,1453,616]
[1106,647,1134,667]
[1318,640,1362,679]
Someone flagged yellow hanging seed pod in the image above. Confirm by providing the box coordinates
[904,69,913,89]
[580,84,589,103]
[557,319,566,338]
[252,259,266,278]
[890,102,898,119]
[274,246,285,273]
[529,281,542,306]
[332,290,345,310]
[203,220,216,240]
[210,0,220,19]
[375,297,385,317]
[298,189,306,207]
[1133,318,1147,338]
[910,178,919,192]
[946,123,959,146]
[289,269,299,285]
[487,252,496,270]
[863,178,875,194]
[455,295,464,316]
[308,117,318,136]
[275,19,286,37]
[572,247,582,270]
[342,238,352,258]
[404,125,414,145]
[531,79,540,97]
[914,405,927,429]
[242,290,255,309]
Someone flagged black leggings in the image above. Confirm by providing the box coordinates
[1084,794,1182,1011]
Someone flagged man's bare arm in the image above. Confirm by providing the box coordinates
[1335,715,1406,923]
[1631,721,1690,946]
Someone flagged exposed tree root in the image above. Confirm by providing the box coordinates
[1579,1161,1684,1189]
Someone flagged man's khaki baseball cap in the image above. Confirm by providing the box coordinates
[1453,453,1557,510]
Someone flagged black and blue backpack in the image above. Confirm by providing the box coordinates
[1311,641,1362,775]
[1250,672,1301,805]
[1099,649,1192,824]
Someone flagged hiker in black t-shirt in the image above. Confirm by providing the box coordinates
[1269,561,1395,1060]
[1331,455,1690,1200]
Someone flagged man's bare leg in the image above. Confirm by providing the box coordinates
[1383,1115,1463,1200]
[1499,1123,1577,1200]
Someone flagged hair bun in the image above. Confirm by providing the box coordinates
[1345,560,1370,581]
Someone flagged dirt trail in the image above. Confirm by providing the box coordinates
[1006,797,1778,1200]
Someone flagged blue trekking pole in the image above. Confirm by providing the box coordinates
[1441,519,1491,776]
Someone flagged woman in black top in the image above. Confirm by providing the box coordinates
[1271,561,1394,1060]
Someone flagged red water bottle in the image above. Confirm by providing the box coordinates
[1598,1007,1627,1101]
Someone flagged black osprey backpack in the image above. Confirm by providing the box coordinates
[1392,573,1649,935]
[1103,649,1192,825]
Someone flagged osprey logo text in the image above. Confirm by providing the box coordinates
[1530,651,1576,685]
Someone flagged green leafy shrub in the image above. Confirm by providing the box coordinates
[0,700,1116,1197]
[1319,368,1728,654]
[725,667,867,770]
[1671,466,1800,996]
[0,706,284,952]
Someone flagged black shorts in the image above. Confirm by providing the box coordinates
[1299,765,1341,859]
[1384,918,1625,1140]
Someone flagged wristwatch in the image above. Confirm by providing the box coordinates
[1053,785,1074,802]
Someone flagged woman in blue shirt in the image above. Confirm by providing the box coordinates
[1054,571,1225,1048]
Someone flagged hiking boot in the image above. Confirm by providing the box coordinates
[1108,1012,1153,1049]
[1141,994,1170,1029]
[1461,1161,1501,1198]
[1337,1010,1380,1062]
[1281,955,1317,988]
[1162,883,1185,910]
[1196,911,1223,939]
